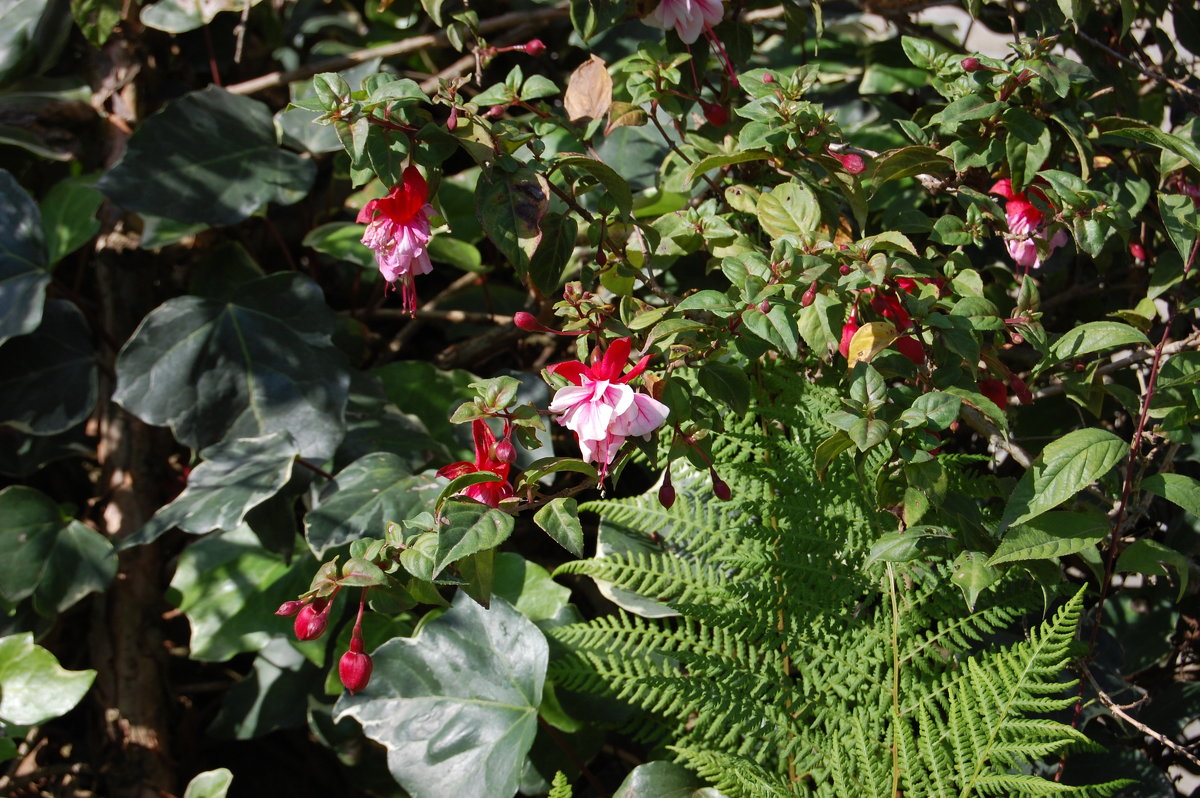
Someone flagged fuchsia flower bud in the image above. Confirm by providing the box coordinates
[494,438,516,464]
[762,72,775,84]
[701,101,730,127]
[828,148,865,175]
[710,467,731,501]
[522,39,547,57]
[274,600,304,617]
[339,640,373,695]
[294,598,330,641]
[801,283,817,307]
[658,468,676,509]
[1129,240,1146,261]
[978,379,1008,410]
[961,57,982,72]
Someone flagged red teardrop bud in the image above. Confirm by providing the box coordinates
[658,470,675,509]
[494,439,516,464]
[961,57,982,72]
[839,321,860,359]
[514,311,543,331]
[701,101,730,127]
[839,263,851,275]
[446,106,458,132]
[339,646,373,695]
[895,335,925,365]
[294,599,330,641]
[978,379,1008,409]
[1129,241,1146,261]
[485,104,506,118]
[761,72,775,83]
[710,468,731,501]
[275,600,304,617]
[801,284,817,307]
[836,152,865,175]
[522,39,547,57]
[758,298,770,314]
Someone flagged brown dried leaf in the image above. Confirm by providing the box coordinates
[564,55,612,122]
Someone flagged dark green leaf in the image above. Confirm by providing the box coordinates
[476,166,548,278]
[114,273,349,460]
[529,212,577,293]
[697,361,751,415]
[97,87,315,226]
[1003,108,1051,193]
[0,299,96,435]
[614,761,722,798]
[1141,473,1200,518]
[400,501,515,582]
[303,222,375,271]
[1097,117,1200,173]
[1045,321,1150,366]
[0,170,49,346]
[1116,539,1189,599]
[335,593,546,798]
[40,175,103,267]
[987,511,1109,565]
[533,497,584,557]
[1000,428,1126,529]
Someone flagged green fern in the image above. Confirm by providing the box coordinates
[547,771,573,798]
[549,368,1131,798]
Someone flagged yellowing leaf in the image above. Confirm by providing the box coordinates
[845,321,898,366]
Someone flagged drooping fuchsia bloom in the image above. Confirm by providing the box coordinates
[644,0,725,44]
[990,178,1069,271]
[547,338,670,477]
[436,419,514,508]
[358,165,435,313]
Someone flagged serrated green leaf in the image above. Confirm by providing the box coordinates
[534,497,584,557]
[756,181,819,240]
[1000,428,1126,529]
[987,511,1109,565]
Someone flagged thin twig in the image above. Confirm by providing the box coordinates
[1074,29,1200,99]
[1031,331,1200,401]
[225,4,569,96]
[1085,669,1200,768]
[372,308,514,325]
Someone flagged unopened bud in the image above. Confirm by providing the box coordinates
[485,105,506,118]
[275,600,304,617]
[701,101,730,127]
[339,642,373,695]
[514,311,543,332]
[835,152,865,175]
[710,468,731,501]
[1129,241,1146,261]
[759,298,770,314]
[961,57,982,72]
[294,599,330,641]
[839,263,851,275]
[658,470,675,509]
[762,72,775,84]
[801,284,817,307]
[494,439,516,464]
[446,106,458,132]
[522,39,547,57]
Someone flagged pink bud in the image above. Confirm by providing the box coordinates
[494,439,516,464]
[710,468,731,501]
[294,599,330,641]
[839,320,860,359]
[1129,241,1146,261]
[522,39,547,57]
[762,73,775,84]
[961,57,982,72]
[801,284,817,307]
[701,101,729,127]
[833,151,865,175]
[485,105,506,118]
[447,106,458,132]
[758,298,770,314]
[839,263,851,275]
[339,644,373,695]
[513,311,543,331]
[275,600,303,617]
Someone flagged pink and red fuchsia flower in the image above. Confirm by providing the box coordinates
[643,0,725,44]
[358,165,435,313]
[547,338,669,477]
[436,419,514,508]
[990,178,1069,271]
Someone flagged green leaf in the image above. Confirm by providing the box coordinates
[340,557,387,588]
[1158,193,1199,263]
[493,552,571,623]
[534,497,584,557]
[529,212,577,293]
[615,761,723,798]
[814,430,854,478]
[742,305,799,359]
[335,592,547,798]
[125,432,299,548]
[305,455,440,557]
[1045,321,1150,365]
[556,153,633,218]
[476,166,548,278]
[1096,117,1200,173]
[114,272,350,460]
[303,222,375,270]
[182,769,234,798]
[697,361,751,415]
[428,235,485,273]
[899,391,962,430]
[951,552,999,608]
[97,87,315,226]
[0,485,115,613]
[0,632,95,725]
[0,299,96,435]
[71,0,122,46]
[987,511,1109,565]
[687,150,770,184]
[1000,428,1127,530]
[141,0,263,32]
[867,146,953,190]
[168,525,314,661]
[756,181,819,240]
[400,501,515,582]
[40,175,103,267]
[0,170,49,346]
[1141,473,1200,518]
[1003,108,1051,193]
[1116,539,1189,599]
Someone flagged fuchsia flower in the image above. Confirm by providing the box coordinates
[644,0,725,44]
[990,178,1069,271]
[436,419,514,508]
[358,165,435,313]
[547,338,669,477]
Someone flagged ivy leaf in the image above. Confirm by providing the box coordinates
[0,485,116,614]
[335,592,547,798]
[305,454,441,557]
[40,175,104,267]
[0,299,97,435]
[182,769,234,798]
[0,169,49,346]
[0,632,96,725]
[114,272,350,460]
[615,761,724,798]
[167,525,314,662]
[97,87,315,226]
[1000,428,1127,530]
[125,432,299,548]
